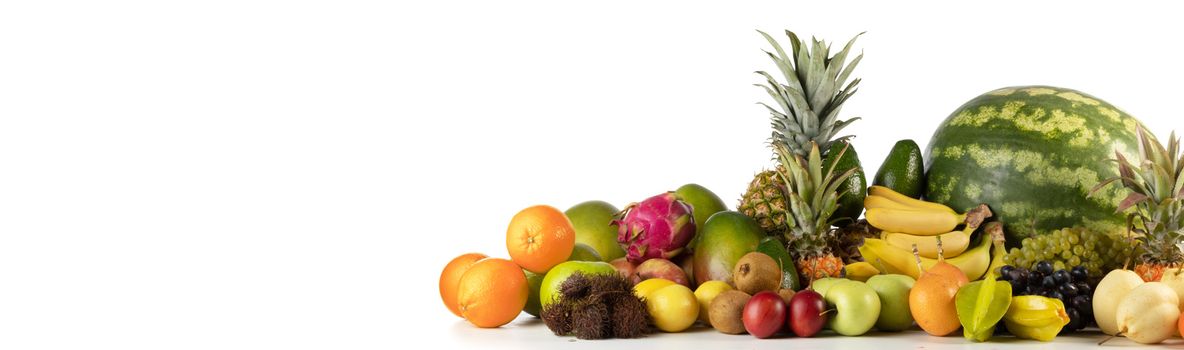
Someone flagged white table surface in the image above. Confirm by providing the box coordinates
[436,314,1174,350]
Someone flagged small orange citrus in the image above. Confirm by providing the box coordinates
[457,258,528,328]
[439,252,488,317]
[506,205,576,274]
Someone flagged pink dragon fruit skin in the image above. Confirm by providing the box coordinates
[613,192,696,264]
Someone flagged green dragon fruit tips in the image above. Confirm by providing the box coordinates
[613,192,696,264]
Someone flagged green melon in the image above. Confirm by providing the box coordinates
[924,86,1142,246]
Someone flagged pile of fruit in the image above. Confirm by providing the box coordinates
[436,28,1184,345]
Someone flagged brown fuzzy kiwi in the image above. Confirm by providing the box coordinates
[732,252,781,295]
[708,290,751,334]
[777,289,796,305]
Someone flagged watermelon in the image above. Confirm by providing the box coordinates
[924,86,1142,246]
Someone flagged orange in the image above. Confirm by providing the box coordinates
[439,252,488,317]
[506,205,576,274]
[457,258,528,328]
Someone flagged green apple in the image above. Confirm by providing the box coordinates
[866,274,915,331]
[812,277,848,298]
[523,270,545,317]
[824,280,881,336]
[567,243,603,262]
[540,261,616,307]
[565,200,624,261]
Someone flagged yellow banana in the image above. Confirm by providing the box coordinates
[858,232,991,281]
[864,195,928,212]
[866,207,964,235]
[842,261,880,282]
[868,186,957,213]
[882,229,971,259]
[859,245,904,275]
[982,222,1008,277]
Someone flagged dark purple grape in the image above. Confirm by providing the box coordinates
[1036,261,1054,275]
[1064,308,1083,332]
[1028,272,1044,286]
[1008,280,1025,294]
[1042,276,1057,289]
[1072,295,1092,315]
[1059,283,1078,297]
[1053,270,1071,284]
[994,324,1009,335]
[1071,266,1088,282]
[1048,291,1064,301]
[1008,268,1025,282]
[1000,265,1015,279]
[1076,282,1092,296]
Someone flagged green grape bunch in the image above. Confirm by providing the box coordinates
[1003,227,1136,276]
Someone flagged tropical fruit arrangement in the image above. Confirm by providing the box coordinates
[436,28,1184,345]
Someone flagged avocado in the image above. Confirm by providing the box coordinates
[873,139,925,198]
[756,237,801,291]
[822,140,866,224]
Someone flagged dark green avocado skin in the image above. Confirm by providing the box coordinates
[757,237,801,291]
[874,139,925,199]
[823,140,866,225]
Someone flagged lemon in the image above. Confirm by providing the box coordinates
[693,281,733,323]
[633,278,676,299]
[646,284,699,332]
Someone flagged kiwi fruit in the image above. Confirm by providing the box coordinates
[777,288,795,305]
[708,290,751,334]
[732,252,781,295]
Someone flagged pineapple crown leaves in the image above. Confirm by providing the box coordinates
[755,29,864,157]
[1091,125,1184,263]
[774,141,857,253]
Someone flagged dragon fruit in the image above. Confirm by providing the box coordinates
[613,192,696,264]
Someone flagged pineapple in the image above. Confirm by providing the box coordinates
[775,142,858,283]
[738,169,789,234]
[738,29,863,236]
[1096,126,1184,281]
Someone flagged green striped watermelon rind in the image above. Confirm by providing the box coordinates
[923,86,1142,246]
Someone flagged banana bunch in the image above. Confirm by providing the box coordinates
[860,186,999,280]
[1002,296,1071,341]
[860,230,990,280]
[864,186,992,236]
[882,229,970,259]
[860,217,1008,281]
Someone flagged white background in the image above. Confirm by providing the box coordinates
[2,1,1183,349]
